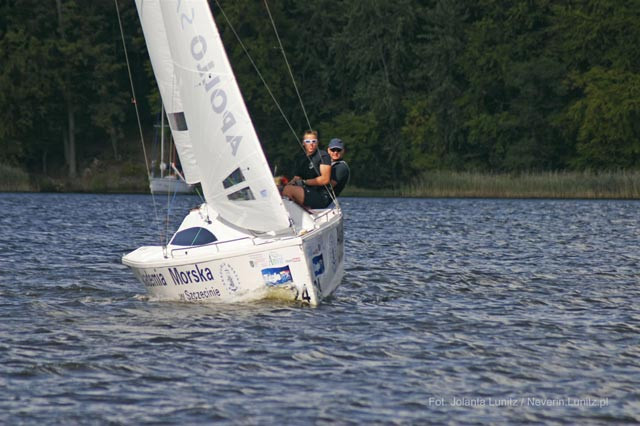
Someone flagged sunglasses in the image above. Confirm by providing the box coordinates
[303,139,318,144]
[329,148,342,153]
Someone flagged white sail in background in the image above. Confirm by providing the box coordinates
[135,0,200,184]
[158,0,290,232]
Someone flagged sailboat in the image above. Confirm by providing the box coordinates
[149,105,194,194]
[123,0,344,305]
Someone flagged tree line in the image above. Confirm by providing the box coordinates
[1,0,639,188]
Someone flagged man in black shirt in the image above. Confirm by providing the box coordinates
[282,130,333,209]
[327,138,350,197]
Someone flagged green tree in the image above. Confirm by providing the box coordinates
[2,0,640,187]
[0,0,136,177]
[329,0,421,185]
[54,0,127,177]
[403,0,468,171]
[565,67,640,168]
[460,0,567,171]
[0,1,60,171]
[553,0,640,169]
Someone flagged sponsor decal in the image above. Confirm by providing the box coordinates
[330,237,337,271]
[261,265,293,287]
[312,254,325,277]
[219,262,239,292]
[249,253,267,268]
[307,239,322,258]
[139,270,167,287]
[269,252,284,266]
[180,287,221,302]
[168,264,214,286]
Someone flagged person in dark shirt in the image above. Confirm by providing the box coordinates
[282,130,332,209]
[327,138,350,197]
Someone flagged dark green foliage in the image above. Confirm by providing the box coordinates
[1,0,639,187]
[0,0,137,176]
[553,0,640,169]
[565,67,640,169]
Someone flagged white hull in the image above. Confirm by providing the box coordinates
[123,201,343,306]
[130,1,343,306]
[149,176,194,194]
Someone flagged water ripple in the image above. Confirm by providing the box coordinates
[1,195,639,424]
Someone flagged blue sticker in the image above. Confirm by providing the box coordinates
[262,265,293,286]
[312,254,325,277]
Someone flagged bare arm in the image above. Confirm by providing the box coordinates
[305,164,331,186]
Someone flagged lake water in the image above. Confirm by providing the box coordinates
[1,193,639,424]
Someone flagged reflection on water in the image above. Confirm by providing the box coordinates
[1,194,639,424]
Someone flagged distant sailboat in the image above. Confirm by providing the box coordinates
[123,0,344,305]
[149,105,194,195]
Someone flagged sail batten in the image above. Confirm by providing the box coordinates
[138,0,290,232]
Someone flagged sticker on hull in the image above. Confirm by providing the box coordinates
[219,263,239,292]
[261,265,294,286]
[312,254,325,277]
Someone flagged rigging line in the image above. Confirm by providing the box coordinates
[114,0,149,180]
[166,187,179,247]
[114,0,163,240]
[165,161,171,248]
[263,0,312,132]
[161,103,171,246]
[214,0,338,207]
[212,0,299,145]
[261,1,338,206]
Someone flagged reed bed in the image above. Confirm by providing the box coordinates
[399,170,640,199]
[3,164,640,198]
[0,164,34,192]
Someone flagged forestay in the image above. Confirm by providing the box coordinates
[157,0,291,233]
[135,0,200,184]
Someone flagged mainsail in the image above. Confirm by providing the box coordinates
[135,0,200,184]
[137,0,291,232]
